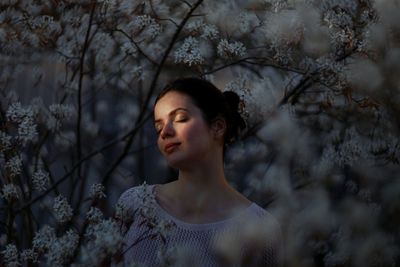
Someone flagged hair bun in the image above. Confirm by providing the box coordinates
[223,91,246,143]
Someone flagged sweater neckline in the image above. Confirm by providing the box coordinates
[150,184,256,230]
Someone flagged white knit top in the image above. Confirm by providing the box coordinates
[116,184,282,267]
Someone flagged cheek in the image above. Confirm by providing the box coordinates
[184,122,211,144]
[156,137,165,154]
[157,138,161,149]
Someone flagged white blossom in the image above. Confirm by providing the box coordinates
[78,219,123,265]
[323,9,353,29]
[174,37,204,66]
[137,183,175,239]
[268,0,290,13]
[32,225,56,253]
[217,39,246,59]
[5,155,23,177]
[45,229,79,267]
[120,42,138,57]
[20,249,38,263]
[0,131,12,151]
[186,20,219,39]
[1,244,20,267]
[92,32,115,65]
[138,182,158,219]
[0,184,20,202]
[6,102,36,123]
[89,183,106,199]
[130,15,162,40]
[0,1,399,266]
[238,12,259,33]
[201,24,219,39]
[48,104,75,120]
[53,195,73,223]
[324,127,368,167]
[86,207,104,223]
[31,169,50,192]
[17,117,38,144]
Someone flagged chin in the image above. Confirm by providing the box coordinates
[166,158,185,170]
[165,153,195,170]
[167,156,206,171]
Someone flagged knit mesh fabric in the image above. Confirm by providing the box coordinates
[116,184,282,267]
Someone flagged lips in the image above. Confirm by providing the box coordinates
[164,142,180,153]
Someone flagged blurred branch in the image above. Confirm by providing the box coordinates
[202,57,306,77]
[113,28,160,66]
[76,2,97,182]
[279,73,315,106]
[15,112,153,214]
[100,0,205,186]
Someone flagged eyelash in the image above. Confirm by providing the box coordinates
[155,116,188,134]
[175,116,188,122]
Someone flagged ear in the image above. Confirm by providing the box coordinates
[210,116,226,139]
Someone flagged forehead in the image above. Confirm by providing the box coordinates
[154,91,197,117]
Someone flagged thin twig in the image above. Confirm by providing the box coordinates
[76,2,97,186]
[101,0,205,186]
[15,112,153,214]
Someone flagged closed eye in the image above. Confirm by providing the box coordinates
[154,124,163,134]
[174,113,189,122]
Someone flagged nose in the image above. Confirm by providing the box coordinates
[159,121,175,139]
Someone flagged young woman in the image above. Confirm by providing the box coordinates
[116,77,282,267]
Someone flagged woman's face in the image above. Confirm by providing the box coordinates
[154,91,218,169]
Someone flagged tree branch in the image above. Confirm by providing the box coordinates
[100,0,205,186]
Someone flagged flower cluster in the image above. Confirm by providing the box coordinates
[137,183,175,240]
[130,15,162,40]
[45,229,79,266]
[89,183,106,200]
[31,169,50,192]
[17,116,38,144]
[217,39,246,59]
[48,104,75,120]
[1,244,20,267]
[238,12,259,34]
[0,1,399,267]
[114,200,133,230]
[0,131,12,151]
[77,219,122,266]
[5,155,23,178]
[186,20,219,39]
[6,102,35,123]
[31,225,79,266]
[20,248,38,263]
[120,42,138,57]
[174,37,204,66]
[53,195,74,223]
[47,104,76,131]
[32,225,56,253]
[86,207,104,223]
[0,184,20,202]
[6,102,38,144]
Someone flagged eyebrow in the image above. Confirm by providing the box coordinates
[154,108,189,124]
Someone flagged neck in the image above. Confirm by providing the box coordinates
[172,155,233,212]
